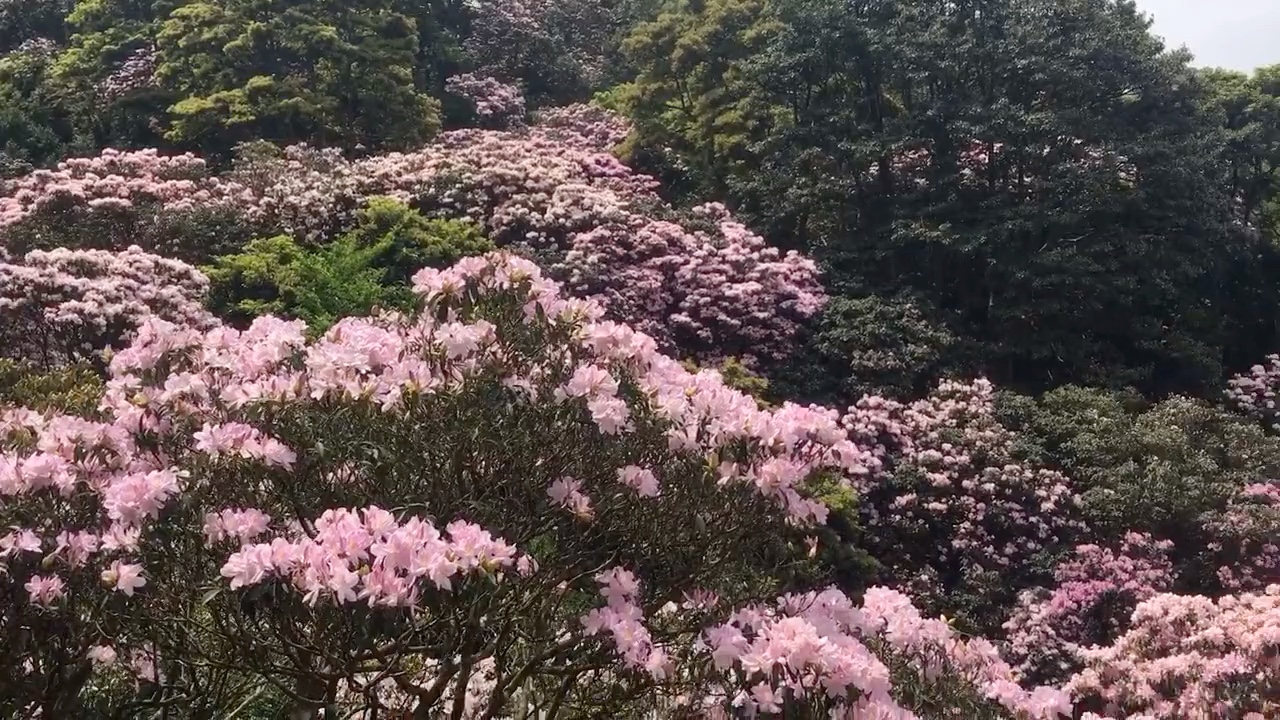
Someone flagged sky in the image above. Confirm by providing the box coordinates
[1133,0,1280,71]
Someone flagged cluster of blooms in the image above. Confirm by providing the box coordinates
[0,105,822,361]
[193,421,297,468]
[0,148,248,239]
[1227,354,1280,430]
[1206,482,1280,592]
[1065,586,1280,718]
[581,567,671,678]
[220,506,518,606]
[445,73,527,126]
[698,586,1071,718]
[1003,533,1175,684]
[98,45,157,102]
[534,103,633,150]
[0,245,215,364]
[0,410,169,611]
[842,379,1082,628]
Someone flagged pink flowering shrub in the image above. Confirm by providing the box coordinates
[1003,533,1175,685]
[445,73,527,127]
[1066,587,1280,718]
[0,148,251,262]
[535,103,634,150]
[843,379,1083,633]
[0,110,824,363]
[0,252,862,717]
[1206,483,1280,592]
[0,245,214,368]
[689,586,1070,719]
[1228,354,1280,430]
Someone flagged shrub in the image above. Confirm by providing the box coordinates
[205,199,494,332]
[843,379,1083,634]
[1066,588,1280,719]
[1003,533,1175,685]
[0,359,103,416]
[0,245,214,367]
[1000,386,1280,594]
[0,252,874,717]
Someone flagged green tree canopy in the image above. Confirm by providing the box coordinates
[155,0,440,151]
[625,0,1266,398]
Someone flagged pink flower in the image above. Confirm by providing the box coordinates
[617,465,660,498]
[25,574,66,607]
[103,561,147,596]
[88,645,119,666]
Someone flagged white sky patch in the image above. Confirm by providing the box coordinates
[1135,0,1280,71]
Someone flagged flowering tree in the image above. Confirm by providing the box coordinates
[843,380,1083,633]
[1066,587,1280,719]
[1002,533,1174,685]
[445,73,527,129]
[1228,354,1280,430]
[1,108,825,363]
[0,252,891,717]
[0,245,214,368]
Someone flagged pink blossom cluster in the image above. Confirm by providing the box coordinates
[193,421,297,468]
[0,111,823,361]
[0,148,247,237]
[0,409,164,607]
[562,201,826,361]
[1065,586,1280,718]
[843,379,1082,626]
[98,45,157,102]
[534,103,634,151]
[1228,354,1280,430]
[0,245,214,365]
[581,567,671,678]
[697,586,1071,718]
[1003,533,1175,684]
[1206,482,1280,592]
[446,73,527,126]
[220,506,518,606]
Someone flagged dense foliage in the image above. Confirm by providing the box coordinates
[5,0,1280,718]
[622,0,1280,399]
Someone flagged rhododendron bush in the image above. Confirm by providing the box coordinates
[1,252,1066,718]
[0,148,251,263]
[1003,533,1175,685]
[0,106,825,363]
[1066,588,1280,719]
[843,380,1082,633]
[0,245,214,368]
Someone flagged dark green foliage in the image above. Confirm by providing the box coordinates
[774,295,957,403]
[999,385,1280,593]
[624,0,1272,398]
[204,234,396,332]
[204,199,492,331]
[155,0,440,152]
[0,41,73,172]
